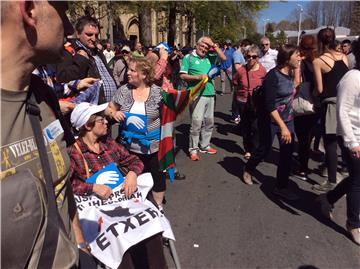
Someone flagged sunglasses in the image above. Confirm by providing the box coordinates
[261,43,269,46]
[246,55,258,60]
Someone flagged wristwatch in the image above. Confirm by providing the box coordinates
[77,242,89,249]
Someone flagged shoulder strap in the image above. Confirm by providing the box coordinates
[74,141,90,179]
[319,57,333,69]
[245,65,250,89]
[26,93,60,269]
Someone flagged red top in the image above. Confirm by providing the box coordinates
[233,64,267,103]
[68,137,144,195]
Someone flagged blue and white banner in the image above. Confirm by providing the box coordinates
[75,173,175,269]
[123,112,147,134]
[86,162,124,190]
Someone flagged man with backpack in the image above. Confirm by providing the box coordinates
[180,36,226,161]
[1,1,95,268]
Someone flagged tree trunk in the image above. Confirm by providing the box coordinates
[139,8,152,47]
[167,2,177,47]
[186,12,193,47]
[350,1,360,35]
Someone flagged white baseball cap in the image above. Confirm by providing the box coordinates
[121,45,131,52]
[71,102,108,130]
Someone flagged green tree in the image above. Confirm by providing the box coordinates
[275,30,288,46]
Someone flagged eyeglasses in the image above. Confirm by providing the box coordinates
[246,55,258,60]
[95,117,106,124]
[261,43,269,46]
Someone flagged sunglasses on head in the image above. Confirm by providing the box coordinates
[246,55,258,60]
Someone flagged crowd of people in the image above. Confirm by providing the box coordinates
[1,1,359,269]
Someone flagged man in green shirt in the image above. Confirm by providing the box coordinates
[180,36,226,161]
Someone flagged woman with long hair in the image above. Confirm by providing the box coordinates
[317,38,360,246]
[312,28,349,192]
[242,44,301,200]
[293,35,321,180]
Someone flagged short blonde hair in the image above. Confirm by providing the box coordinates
[129,57,155,86]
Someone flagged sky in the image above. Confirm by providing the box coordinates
[257,0,309,32]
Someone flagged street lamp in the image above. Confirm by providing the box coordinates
[223,15,227,27]
[263,18,269,36]
[297,4,303,45]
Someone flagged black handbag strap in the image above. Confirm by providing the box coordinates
[26,93,60,268]
[245,65,250,90]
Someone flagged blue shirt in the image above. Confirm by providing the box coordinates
[233,50,246,66]
[220,47,235,70]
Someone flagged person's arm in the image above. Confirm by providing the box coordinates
[337,71,360,157]
[213,43,226,61]
[233,51,245,71]
[312,58,324,95]
[270,110,292,144]
[105,100,126,122]
[264,72,291,144]
[179,54,207,82]
[72,212,90,255]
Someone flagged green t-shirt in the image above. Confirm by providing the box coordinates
[180,51,218,96]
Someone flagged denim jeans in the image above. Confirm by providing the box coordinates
[189,96,215,153]
[245,116,295,189]
[327,138,360,228]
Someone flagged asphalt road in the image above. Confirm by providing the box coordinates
[163,86,360,269]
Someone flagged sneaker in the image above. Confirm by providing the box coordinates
[293,170,308,181]
[316,193,334,220]
[199,147,217,155]
[242,171,253,185]
[190,152,200,161]
[273,187,299,200]
[312,181,336,193]
[346,223,360,245]
[174,171,186,180]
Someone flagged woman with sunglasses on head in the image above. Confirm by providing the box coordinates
[242,45,301,200]
[312,28,349,193]
[233,45,266,160]
[68,102,168,268]
[292,35,321,181]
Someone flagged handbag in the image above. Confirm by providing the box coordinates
[293,63,316,116]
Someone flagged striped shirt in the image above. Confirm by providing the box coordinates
[112,83,163,154]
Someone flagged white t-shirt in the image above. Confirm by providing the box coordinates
[103,49,115,64]
[259,48,278,73]
[337,69,360,149]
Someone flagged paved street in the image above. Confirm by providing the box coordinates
[164,88,360,269]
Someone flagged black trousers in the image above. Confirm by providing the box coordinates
[245,117,294,189]
[327,138,360,228]
[294,114,320,172]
